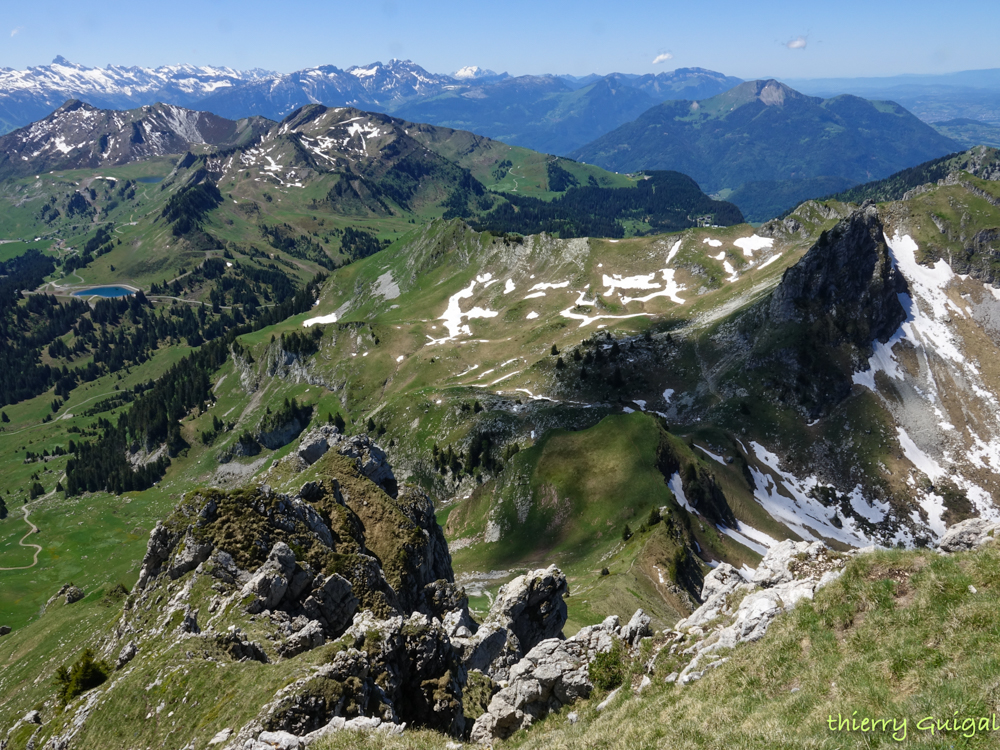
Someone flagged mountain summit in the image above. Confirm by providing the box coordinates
[572,79,962,219]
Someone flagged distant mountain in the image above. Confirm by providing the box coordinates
[193,59,457,121]
[0,56,271,134]
[452,66,509,83]
[572,79,963,220]
[0,58,743,159]
[784,69,1000,126]
[386,68,743,155]
[0,99,269,179]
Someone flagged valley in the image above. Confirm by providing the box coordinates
[1,78,1000,747]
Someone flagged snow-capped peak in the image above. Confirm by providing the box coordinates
[453,66,498,80]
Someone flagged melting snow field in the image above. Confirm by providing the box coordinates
[668,472,693,512]
[666,239,681,264]
[426,280,499,345]
[747,441,888,547]
[716,523,774,556]
[734,235,774,257]
[702,238,722,248]
[302,313,338,327]
[620,270,685,305]
[696,445,726,465]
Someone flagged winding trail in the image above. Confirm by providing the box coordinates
[0,507,42,571]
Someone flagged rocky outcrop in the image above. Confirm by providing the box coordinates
[469,638,592,742]
[0,625,10,636]
[769,203,908,355]
[461,566,568,680]
[44,584,86,609]
[743,203,910,418]
[938,517,1000,552]
[469,610,646,743]
[293,426,397,497]
[261,609,466,738]
[666,541,847,685]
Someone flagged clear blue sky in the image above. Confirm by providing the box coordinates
[2,0,997,79]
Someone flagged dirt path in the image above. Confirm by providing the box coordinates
[0,507,42,571]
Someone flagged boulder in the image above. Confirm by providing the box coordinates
[470,638,591,743]
[64,585,85,604]
[618,609,652,648]
[296,429,331,466]
[279,620,326,658]
[115,641,138,669]
[938,517,1000,552]
[0,625,10,637]
[466,566,568,679]
[241,542,298,614]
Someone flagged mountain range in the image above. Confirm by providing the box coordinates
[572,79,963,220]
[0,58,743,157]
[2,48,1000,744]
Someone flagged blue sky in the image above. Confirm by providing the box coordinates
[2,0,997,79]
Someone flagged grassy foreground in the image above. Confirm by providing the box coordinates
[310,543,1000,749]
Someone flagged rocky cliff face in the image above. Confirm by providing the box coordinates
[737,203,908,417]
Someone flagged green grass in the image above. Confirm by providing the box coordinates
[306,544,1000,749]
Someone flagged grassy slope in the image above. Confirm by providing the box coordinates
[309,543,1000,749]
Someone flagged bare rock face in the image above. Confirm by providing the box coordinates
[295,426,398,497]
[742,202,910,418]
[470,638,592,743]
[136,522,180,590]
[669,540,848,685]
[938,517,1000,552]
[768,203,908,349]
[463,566,568,680]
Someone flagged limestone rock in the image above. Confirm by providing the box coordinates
[115,641,137,669]
[466,566,568,679]
[64,585,84,604]
[217,627,269,663]
[241,542,298,614]
[618,609,652,648]
[938,517,1000,552]
[278,620,326,658]
[136,522,181,590]
[670,541,846,685]
[299,573,358,637]
[470,638,591,743]
[168,532,213,580]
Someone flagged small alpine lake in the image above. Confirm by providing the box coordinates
[73,286,135,298]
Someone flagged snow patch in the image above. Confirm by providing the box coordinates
[734,234,774,257]
[303,313,338,327]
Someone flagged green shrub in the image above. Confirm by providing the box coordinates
[54,648,110,706]
[589,640,626,691]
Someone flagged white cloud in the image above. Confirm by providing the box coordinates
[652,52,674,64]
[785,36,807,50]
[10,26,23,37]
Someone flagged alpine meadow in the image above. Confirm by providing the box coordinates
[4,7,1000,749]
